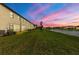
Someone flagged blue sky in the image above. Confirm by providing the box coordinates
[5,3,79,27]
[5,3,65,20]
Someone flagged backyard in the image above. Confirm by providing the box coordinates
[0,29,79,55]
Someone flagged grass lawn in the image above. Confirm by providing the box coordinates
[0,29,79,55]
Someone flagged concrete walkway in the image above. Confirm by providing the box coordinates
[50,29,79,37]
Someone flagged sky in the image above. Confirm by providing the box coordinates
[5,3,79,27]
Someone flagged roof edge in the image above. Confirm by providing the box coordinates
[1,3,35,26]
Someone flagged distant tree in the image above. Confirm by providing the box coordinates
[40,21,43,30]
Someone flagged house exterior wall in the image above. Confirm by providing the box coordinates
[0,4,35,32]
[0,4,10,30]
[76,27,79,30]
[21,18,35,31]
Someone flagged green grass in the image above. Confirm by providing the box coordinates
[0,29,79,55]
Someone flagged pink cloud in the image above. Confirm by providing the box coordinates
[40,8,68,22]
[28,4,52,20]
[30,4,79,27]
[32,4,51,15]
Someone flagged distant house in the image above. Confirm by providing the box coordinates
[63,26,76,29]
[76,26,79,30]
[0,4,35,32]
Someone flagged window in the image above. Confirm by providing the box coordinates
[10,12,14,18]
[18,16,20,20]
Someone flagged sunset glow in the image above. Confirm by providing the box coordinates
[5,3,79,27]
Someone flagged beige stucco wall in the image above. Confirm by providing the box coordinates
[21,18,35,30]
[76,27,79,30]
[0,4,10,30]
[0,4,35,32]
